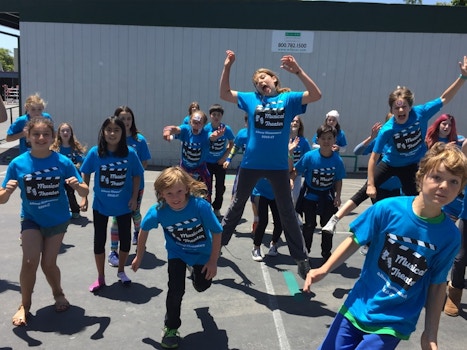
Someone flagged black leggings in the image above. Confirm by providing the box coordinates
[93,210,131,254]
[451,218,467,289]
[253,195,282,247]
[351,161,418,206]
[165,258,211,329]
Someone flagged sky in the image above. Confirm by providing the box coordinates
[0,0,443,54]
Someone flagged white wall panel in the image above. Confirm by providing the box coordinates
[20,22,467,171]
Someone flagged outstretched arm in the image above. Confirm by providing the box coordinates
[440,55,467,105]
[303,235,359,292]
[280,55,322,105]
[219,50,239,104]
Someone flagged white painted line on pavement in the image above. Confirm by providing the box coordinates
[260,261,291,350]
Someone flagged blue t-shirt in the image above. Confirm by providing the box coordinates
[58,145,84,167]
[7,113,52,154]
[312,129,347,149]
[346,196,460,339]
[252,178,275,200]
[294,149,346,201]
[237,91,306,170]
[291,136,312,163]
[204,122,235,163]
[438,134,465,147]
[141,196,222,266]
[2,151,83,227]
[175,124,211,169]
[80,146,144,216]
[230,127,248,160]
[459,186,467,220]
[127,134,151,190]
[355,139,402,192]
[374,98,442,167]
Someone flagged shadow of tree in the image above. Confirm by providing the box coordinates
[12,305,110,346]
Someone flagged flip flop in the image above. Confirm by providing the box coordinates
[12,305,28,326]
[54,294,70,313]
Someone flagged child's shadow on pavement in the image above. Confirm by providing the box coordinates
[142,307,240,349]
[128,250,166,270]
[93,282,163,304]
[12,305,110,346]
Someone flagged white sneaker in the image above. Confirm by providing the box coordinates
[117,271,131,285]
[251,248,263,262]
[108,250,119,267]
[322,214,339,235]
[267,243,278,257]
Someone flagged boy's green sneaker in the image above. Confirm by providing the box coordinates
[161,327,180,348]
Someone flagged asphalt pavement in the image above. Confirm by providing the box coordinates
[0,111,466,349]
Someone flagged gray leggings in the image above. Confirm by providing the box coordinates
[221,168,307,261]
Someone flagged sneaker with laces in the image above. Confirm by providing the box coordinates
[322,214,339,235]
[132,231,138,245]
[251,248,263,262]
[161,327,180,348]
[117,271,132,285]
[267,243,278,257]
[108,250,119,267]
[296,258,311,280]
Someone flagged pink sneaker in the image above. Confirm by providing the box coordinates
[89,277,106,292]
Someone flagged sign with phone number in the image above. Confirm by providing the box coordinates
[272,30,314,53]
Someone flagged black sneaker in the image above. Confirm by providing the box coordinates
[296,258,311,280]
[161,327,180,348]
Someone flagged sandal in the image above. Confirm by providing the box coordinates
[54,294,70,313]
[12,305,28,326]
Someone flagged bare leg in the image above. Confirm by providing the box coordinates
[95,253,106,277]
[14,229,42,325]
[322,200,357,235]
[334,199,357,220]
[41,232,65,298]
[118,250,129,272]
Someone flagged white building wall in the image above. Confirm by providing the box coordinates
[20,22,467,170]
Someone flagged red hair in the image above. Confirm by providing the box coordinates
[425,114,457,149]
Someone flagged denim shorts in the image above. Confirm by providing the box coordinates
[21,218,69,237]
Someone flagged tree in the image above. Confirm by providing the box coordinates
[405,0,422,4]
[0,48,14,71]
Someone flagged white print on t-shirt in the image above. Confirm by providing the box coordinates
[378,232,432,294]
[210,138,227,153]
[99,160,128,189]
[166,217,207,246]
[24,167,61,203]
[393,121,423,155]
[182,141,202,163]
[254,103,285,131]
[311,168,336,188]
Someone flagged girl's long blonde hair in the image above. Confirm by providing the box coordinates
[154,166,208,209]
[50,122,87,154]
